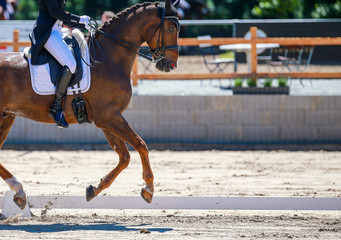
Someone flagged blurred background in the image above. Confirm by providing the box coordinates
[13,0,341,38]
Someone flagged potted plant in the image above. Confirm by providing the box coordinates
[234,78,243,87]
[233,78,259,94]
[278,77,288,87]
[247,78,257,87]
[263,78,272,87]
[232,77,289,95]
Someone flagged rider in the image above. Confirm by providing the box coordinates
[29,0,90,128]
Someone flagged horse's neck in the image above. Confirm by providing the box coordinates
[96,11,152,75]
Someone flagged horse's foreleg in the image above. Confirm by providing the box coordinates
[86,130,130,201]
[95,113,154,203]
[0,115,27,209]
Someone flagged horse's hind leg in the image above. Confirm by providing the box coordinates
[0,115,27,209]
[86,130,130,201]
[95,112,154,203]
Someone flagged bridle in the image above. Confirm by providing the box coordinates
[85,6,180,67]
[145,6,180,63]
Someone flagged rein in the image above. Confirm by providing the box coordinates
[85,8,179,67]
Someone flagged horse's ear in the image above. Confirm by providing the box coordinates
[172,0,180,8]
[165,0,172,15]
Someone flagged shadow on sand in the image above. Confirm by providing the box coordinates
[0,222,173,233]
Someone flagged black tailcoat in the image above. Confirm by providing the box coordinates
[29,0,85,65]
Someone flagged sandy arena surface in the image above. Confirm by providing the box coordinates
[0,149,340,239]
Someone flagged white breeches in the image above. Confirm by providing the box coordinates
[179,0,190,9]
[44,24,77,74]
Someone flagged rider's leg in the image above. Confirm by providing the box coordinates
[44,27,77,74]
[47,66,72,128]
[44,27,77,128]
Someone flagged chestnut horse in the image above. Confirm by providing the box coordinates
[0,0,180,209]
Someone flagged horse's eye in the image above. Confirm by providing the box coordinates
[169,27,175,33]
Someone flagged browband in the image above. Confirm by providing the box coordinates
[157,3,180,30]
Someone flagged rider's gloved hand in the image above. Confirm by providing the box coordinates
[79,15,91,30]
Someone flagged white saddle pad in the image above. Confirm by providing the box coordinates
[27,34,91,96]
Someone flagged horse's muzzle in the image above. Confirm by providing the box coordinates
[156,60,177,72]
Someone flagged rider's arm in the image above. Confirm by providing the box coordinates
[44,0,81,25]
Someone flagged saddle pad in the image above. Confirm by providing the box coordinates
[28,45,91,96]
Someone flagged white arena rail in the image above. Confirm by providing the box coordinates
[1,193,341,212]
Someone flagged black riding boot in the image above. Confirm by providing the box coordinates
[48,66,73,128]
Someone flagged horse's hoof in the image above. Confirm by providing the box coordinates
[13,190,27,210]
[86,185,96,202]
[141,187,153,203]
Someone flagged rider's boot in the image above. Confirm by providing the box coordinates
[48,66,73,128]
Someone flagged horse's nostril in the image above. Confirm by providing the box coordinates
[169,62,177,70]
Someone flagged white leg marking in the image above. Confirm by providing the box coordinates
[5,176,23,192]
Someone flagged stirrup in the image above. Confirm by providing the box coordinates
[56,111,69,129]
[48,109,69,128]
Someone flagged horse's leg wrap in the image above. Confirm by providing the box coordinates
[48,66,72,128]
[0,116,26,209]
[4,175,26,209]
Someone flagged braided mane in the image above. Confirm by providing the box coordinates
[99,2,159,32]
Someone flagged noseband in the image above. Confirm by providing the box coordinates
[86,7,180,66]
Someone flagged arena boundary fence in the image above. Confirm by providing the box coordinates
[132,26,341,86]
[1,191,340,217]
[0,30,30,52]
[1,28,341,87]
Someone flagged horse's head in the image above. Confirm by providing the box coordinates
[144,0,180,72]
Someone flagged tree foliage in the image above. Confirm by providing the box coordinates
[15,0,38,20]
[206,0,341,19]
[83,0,130,20]
[310,1,341,18]
[14,0,132,20]
[207,0,258,19]
[251,0,303,19]
[13,0,341,20]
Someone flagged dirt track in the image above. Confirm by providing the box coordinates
[0,150,340,239]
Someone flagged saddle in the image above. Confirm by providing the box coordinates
[25,32,84,87]
[24,29,91,124]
